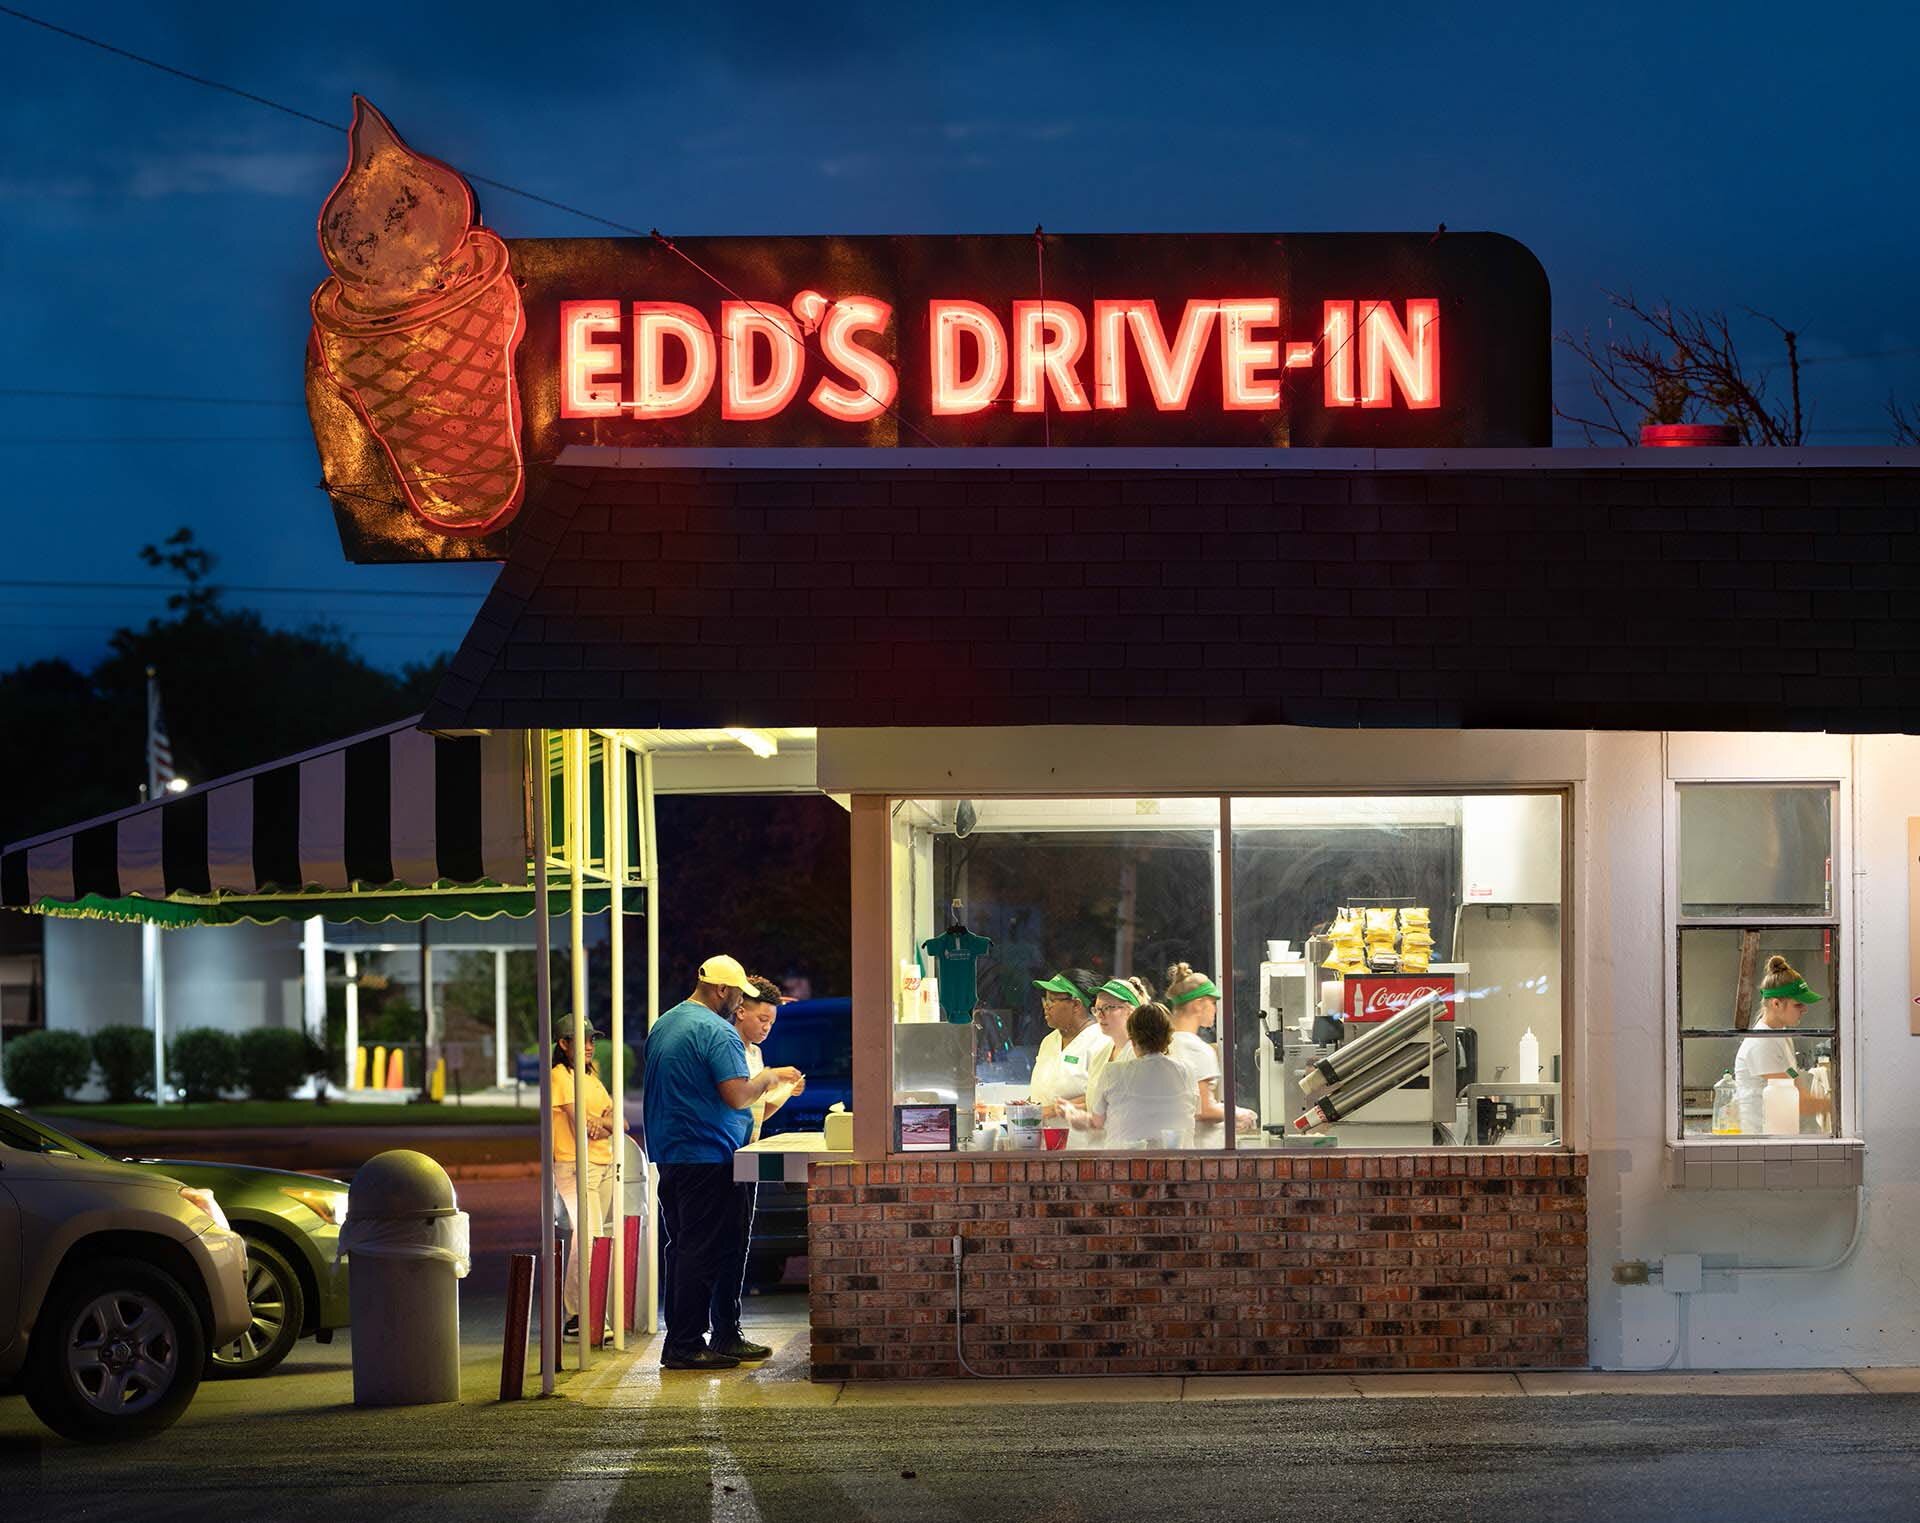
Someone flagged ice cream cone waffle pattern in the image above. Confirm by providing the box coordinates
[309,97,525,536]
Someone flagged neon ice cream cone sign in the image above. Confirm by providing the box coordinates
[304,102,1550,559]
[309,98,525,537]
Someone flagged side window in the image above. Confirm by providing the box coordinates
[1676,784,1840,1138]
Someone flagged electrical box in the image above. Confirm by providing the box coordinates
[1662,1253,1704,1294]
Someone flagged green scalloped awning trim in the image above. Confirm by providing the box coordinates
[26,886,644,928]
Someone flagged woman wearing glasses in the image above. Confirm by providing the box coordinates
[1026,968,1112,1147]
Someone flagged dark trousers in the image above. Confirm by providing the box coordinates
[708,1181,758,1342]
[657,1162,743,1356]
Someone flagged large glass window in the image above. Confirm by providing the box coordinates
[1676,784,1841,1138]
[1232,793,1564,1151]
[888,791,1566,1153]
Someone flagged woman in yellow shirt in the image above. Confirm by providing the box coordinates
[551,1024,617,1341]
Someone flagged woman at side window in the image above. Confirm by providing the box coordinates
[1077,1002,1197,1149]
[1028,970,1112,1144]
[1735,955,1831,1134]
[1164,963,1258,1147]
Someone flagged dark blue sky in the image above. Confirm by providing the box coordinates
[3,1,1915,675]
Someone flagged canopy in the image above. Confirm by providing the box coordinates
[0,717,529,926]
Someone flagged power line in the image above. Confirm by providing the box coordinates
[0,578,487,601]
[0,387,304,407]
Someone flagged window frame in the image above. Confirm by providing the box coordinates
[1664,779,1849,1143]
[883,786,1573,1157]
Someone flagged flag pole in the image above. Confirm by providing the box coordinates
[144,667,166,1107]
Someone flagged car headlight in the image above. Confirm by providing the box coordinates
[283,1185,350,1227]
[179,1185,231,1234]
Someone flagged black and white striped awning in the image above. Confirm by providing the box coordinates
[1,718,525,919]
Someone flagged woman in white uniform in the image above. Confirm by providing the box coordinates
[1079,1002,1197,1148]
[1734,955,1829,1135]
[1164,963,1258,1148]
[1063,976,1155,1142]
[1027,970,1112,1149]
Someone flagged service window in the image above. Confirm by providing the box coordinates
[1675,784,1841,1138]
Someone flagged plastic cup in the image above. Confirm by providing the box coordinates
[1041,1126,1069,1151]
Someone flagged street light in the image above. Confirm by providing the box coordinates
[165,777,190,794]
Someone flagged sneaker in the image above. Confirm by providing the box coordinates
[562,1316,580,1341]
[660,1348,741,1371]
[715,1336,773,1361]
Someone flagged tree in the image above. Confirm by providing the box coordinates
[1557,292,1806,446]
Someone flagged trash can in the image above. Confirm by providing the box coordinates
[339,1149,470,1406]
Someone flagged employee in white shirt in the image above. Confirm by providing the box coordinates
[1027,970,1112,1142]
[1164,962,1258,1147]
[1735,954,1829,1135]
[1074,1002,1197,1148]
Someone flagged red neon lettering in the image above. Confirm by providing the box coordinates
[1360,298,1441,409]
[1012,301,1090,413]
[1284,341,1314,369]
[1093,300,1218,411]
[791,288,829,336]
[1323,301,1357,407]
[811,297,897,423]
[929,300,1007,416]
[720,301,804,421]
[1218,298,1282,410]
[632,302,716,418]
[559,300,621,418]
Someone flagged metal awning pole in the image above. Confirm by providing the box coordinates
[607,737,627,1352]
[344,950,360,1089]
[531,731,557,1395]
[640,746,661,1336]
[493,949,509,1090]
[143,921,165,1105]
[569,730,591,1369]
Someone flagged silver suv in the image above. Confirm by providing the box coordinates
[1,1118,249,1441]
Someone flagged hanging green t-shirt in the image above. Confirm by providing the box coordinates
[921,931,994,1021]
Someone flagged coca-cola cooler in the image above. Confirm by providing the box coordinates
[1258,961,1472,1146]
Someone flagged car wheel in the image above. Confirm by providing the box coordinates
[25,1256,207,1443]
[208,1237,305,1379]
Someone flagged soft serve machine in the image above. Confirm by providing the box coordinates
[1257,933,1473,1147]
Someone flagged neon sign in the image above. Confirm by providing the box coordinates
[515,232,1547,452]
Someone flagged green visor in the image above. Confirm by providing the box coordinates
[1168,979,1221,1006]
[1033,974,1086,998]
[1760,978,1823,1005]
[1095,979,1145,1008]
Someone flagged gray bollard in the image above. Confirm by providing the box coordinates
[341,1149,469,1406]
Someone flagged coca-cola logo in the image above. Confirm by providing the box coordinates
[1351,980,1454,1018]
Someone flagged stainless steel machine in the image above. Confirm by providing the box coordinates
[1257,957,1472,1146]
[892,1022,977,1144]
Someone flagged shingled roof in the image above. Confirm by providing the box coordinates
[424,451,1920,734]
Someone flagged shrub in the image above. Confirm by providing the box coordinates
[3,1029,95,1106]
[169,1027,239,1102]
[235,1027,323,1101]
[91,1024,155,1103]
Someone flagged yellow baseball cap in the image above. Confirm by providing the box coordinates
[697,954,755,993]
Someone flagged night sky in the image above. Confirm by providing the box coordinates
[2,1,1915,676]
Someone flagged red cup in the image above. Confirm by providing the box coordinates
[1041,1126,1069,1151]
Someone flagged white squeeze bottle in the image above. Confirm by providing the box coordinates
[1517,1027,1540,1085]
[1763,1076,1801,1136]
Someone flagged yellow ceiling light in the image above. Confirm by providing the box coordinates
[724,727,778,759]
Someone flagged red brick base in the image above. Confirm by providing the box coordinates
[808,1152,1588,1379]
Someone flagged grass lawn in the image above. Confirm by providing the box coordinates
[38,1100,538,1129]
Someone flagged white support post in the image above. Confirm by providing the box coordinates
[494,949,510,1091]
[532,732,557,1396]
[607,736,627,1352]
[344,950,360,1090]
[302,916,326,1051]
[143,921,166,1105]
[640,747,661,1336]
[569,730,591,1369]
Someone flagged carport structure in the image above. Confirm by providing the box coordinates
[1,718,824,1390]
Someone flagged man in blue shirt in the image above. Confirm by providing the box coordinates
[643,954,804,1370]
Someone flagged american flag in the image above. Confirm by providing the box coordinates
[146,668,177,792]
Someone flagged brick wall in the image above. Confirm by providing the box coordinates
[426,463,1920,734]
[807,1151,1588,1380]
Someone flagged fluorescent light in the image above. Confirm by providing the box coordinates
[724,727,778,759]
[165,777,190,794]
